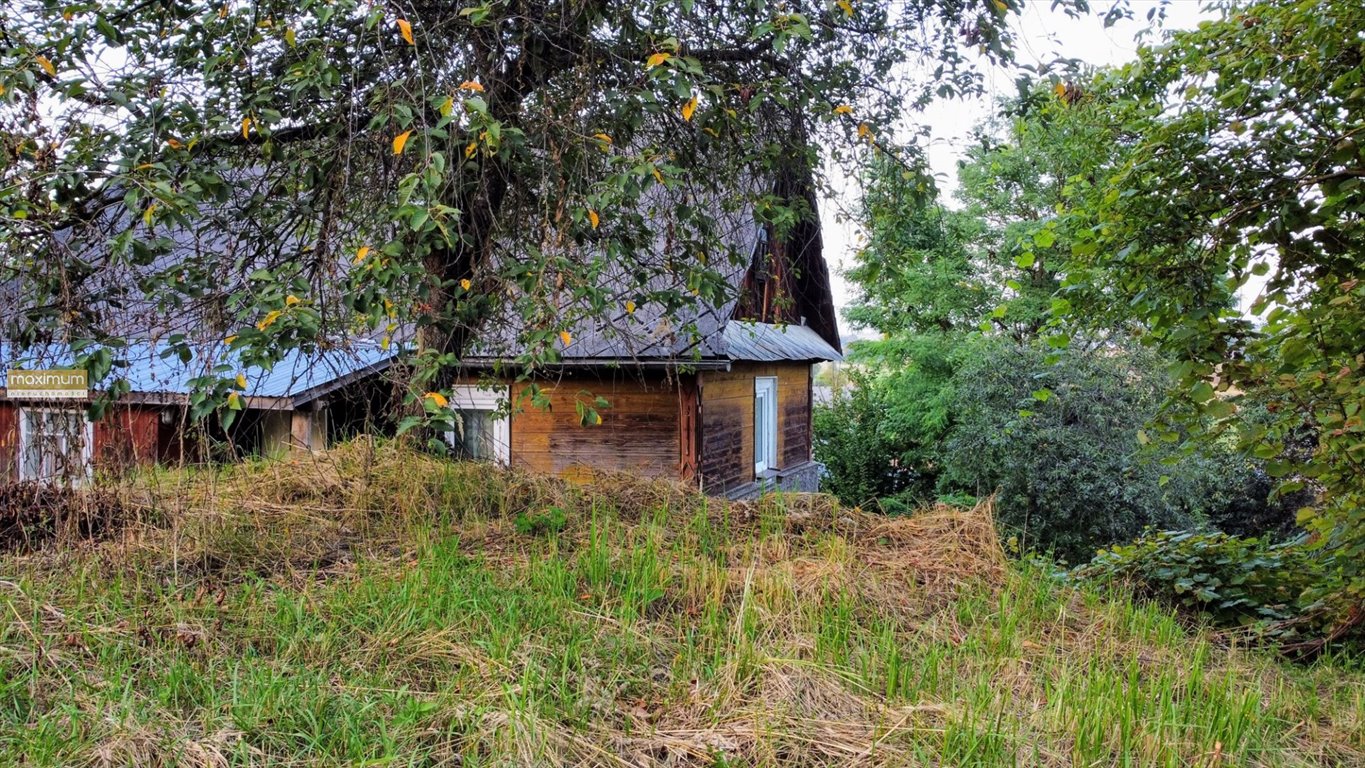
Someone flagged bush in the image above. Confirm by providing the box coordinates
[1073,529,1362,651]
[812,375,916,507]
[937,341,1200,562]
[1074,530,1324,626]
[0,481,128,553]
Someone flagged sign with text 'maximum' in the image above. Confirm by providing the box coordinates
[4,369,90,399]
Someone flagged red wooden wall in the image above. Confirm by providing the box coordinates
[0,401,162,481]
[0,402,16,482]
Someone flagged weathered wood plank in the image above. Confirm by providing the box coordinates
[698,362,812,494]
[509,372,684,482]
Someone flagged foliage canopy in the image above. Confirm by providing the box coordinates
[1,0,1036,416]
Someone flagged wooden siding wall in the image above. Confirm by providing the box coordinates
[0,401,161,480]
[510,372,685,483]
[698,362,812,494]
[93,405,161,472]
[0,402,16,481]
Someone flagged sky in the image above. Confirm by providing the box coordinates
[822,0,1213,334]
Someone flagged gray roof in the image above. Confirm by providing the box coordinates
[720,322,842,363]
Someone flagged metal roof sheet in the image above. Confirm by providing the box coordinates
[0,341,392,403]
[721,322,843,363]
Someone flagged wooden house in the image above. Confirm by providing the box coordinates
[1,179,841,498]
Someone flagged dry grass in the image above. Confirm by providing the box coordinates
[1,440,1362,767]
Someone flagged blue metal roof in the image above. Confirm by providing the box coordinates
[0,341,394,403]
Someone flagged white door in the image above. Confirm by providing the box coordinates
[754,377,777,475]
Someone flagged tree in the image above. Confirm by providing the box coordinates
[0,0,1041,420]
[824,84,1124,504]
[1054,0,1365,628]
[939,340,1195,563]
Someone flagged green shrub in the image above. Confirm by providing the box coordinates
[812,376,916,507]
[1074,530,1325,627]
[938,341,1196,562]
[514,506,568,537]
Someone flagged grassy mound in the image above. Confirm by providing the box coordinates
[1,441,1361,766]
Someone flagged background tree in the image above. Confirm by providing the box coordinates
[821,74,1300,559]
[1053,0,1365,629]
[827,83,1122,505]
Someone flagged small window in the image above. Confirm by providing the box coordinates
[754,376,777,475]
[445,386,510,464]
[751,225,772,285]
[19,407,93,484]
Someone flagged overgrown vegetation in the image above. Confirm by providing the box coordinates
[3,442,1362,766]
[819,0,1365,648]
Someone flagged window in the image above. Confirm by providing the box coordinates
[445,386,510,464]
[754,376,777,475]
[750,225,772,285]
[18,407,93,484]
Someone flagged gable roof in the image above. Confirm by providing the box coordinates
[3,164,841,403]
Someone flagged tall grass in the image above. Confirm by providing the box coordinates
[1,440,1361,766]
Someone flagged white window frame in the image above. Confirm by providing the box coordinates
[17,406,94,484]
[754,376,778,476]
[446,385,511,464]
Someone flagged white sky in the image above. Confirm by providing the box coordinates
[822,0,1213,333]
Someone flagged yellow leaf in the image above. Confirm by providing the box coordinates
[833,104,853,115]
[225,335,238,345]
[424,391,449,408]
[241,116,252,140]
[651,166,664,184]
[837,0,854,16]
[593,412,603,425]
[588,209,600,230]
[857,122,872,141]
[257,309,282,331]
[559,330,573,346]
[284,27,296,47]
[1053,82,1067,98]
[460,278,472,291]
[166,137,184,149]
[354,245,371,264]
[681,96,698,122]
[397,18,414,46]
[142,203,157,227]
[645,52,671,69]
[36,56,55,76]
[218,4,227,18]
[464,141,478,158]
[285,294,301,306]
[0,84,5,96]
[993,0,1007,10]
[227,391,243,410]
[235,373,247,389]
[625,300,636,315]
[592,132,612,144]
[439,95,453,116]
[393,129,413,155]
[459,80,485,92]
